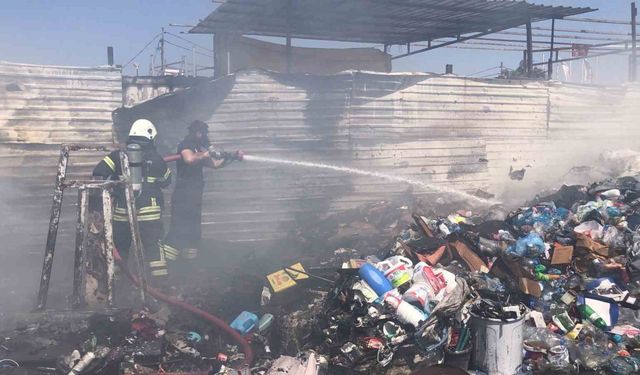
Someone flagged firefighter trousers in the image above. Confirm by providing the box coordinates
[113,219,168,278]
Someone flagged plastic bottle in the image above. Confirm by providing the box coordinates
[578,304,608,330]
[547,345,570,368]
[376,256,413,288]
[609,355,640,375]
[383,291,427,328]
[551,312,575,333]
[257,313,274,332]
[359,263,393,296]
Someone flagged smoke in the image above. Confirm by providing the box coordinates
[486,81,640,207]
[0,181,40,328]
[0,177,77,328]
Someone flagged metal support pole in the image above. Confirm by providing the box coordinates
[286,36,292,73]
[286,0,293,73]
[526,21,534,77]
[36,146,69,311]
[119,152,147,305]
[192,47,197,77]
[107,47,114,66]
[383,44,388,53]
[212,34,217,78]
[72,187,89,309]
[632,2,637,82]
[548,18,556,80]
[407,43,411,54]
[102,188,115,307]
[160,27,165,75]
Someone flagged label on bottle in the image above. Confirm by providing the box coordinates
[588,312,600,322]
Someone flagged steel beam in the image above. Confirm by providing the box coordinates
[631,2,638,82]
[526,21,534,77]
[547,18,555,80]
[533,48,631,66]
[392,26,515,59]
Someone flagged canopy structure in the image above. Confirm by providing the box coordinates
[191,0,594,46]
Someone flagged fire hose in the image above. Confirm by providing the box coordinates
[162,149,243,163]
[112,249,255,370]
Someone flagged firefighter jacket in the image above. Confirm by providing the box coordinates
[92,141,171,222]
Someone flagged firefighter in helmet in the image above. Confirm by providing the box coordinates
[93,119,172,279]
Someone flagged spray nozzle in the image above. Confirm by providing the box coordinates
[208,146,244,161]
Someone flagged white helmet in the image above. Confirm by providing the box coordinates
[129,119,157,140]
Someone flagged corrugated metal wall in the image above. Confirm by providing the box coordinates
[487,82,640,199]
[117,70,640,245]
[0,62,121,310]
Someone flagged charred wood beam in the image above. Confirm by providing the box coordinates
[36,146,69,311]
[102,189,116,308]
[72,188,89,309]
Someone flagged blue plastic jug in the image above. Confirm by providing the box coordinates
[359,263,393,296]
[230,311,258,335]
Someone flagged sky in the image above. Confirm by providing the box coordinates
[0,1,634,83]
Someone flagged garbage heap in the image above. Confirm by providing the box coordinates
[265,177,640,374]
[6,177,640,375]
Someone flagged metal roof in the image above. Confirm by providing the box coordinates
[190,0,595,44]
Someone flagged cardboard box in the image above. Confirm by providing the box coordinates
[551,245,574,265]
[576,233,611,258]
[519,277,542,297]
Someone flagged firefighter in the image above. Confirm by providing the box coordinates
[93,119,172,279]
[162,120,241,265]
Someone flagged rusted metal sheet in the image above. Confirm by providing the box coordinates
[0,62,121,308]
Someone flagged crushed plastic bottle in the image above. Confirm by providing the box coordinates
[609,355,640,375]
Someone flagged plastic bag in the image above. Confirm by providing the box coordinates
[574,220,604,239]
[412,262,457,302]
[508,233,545,258]
[403,282,433,314]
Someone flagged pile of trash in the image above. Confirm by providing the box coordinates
[7,176,640,374]
[262,177,640,374]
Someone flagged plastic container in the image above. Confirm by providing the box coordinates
[469,305,525,375]
[230,311,258,335]
[376,256,413,288]
[445,346,471,370]
[257,313,274,332]
[358,263,393,296]
[383,290,427,327]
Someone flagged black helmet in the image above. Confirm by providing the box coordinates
[188,120,209,134]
